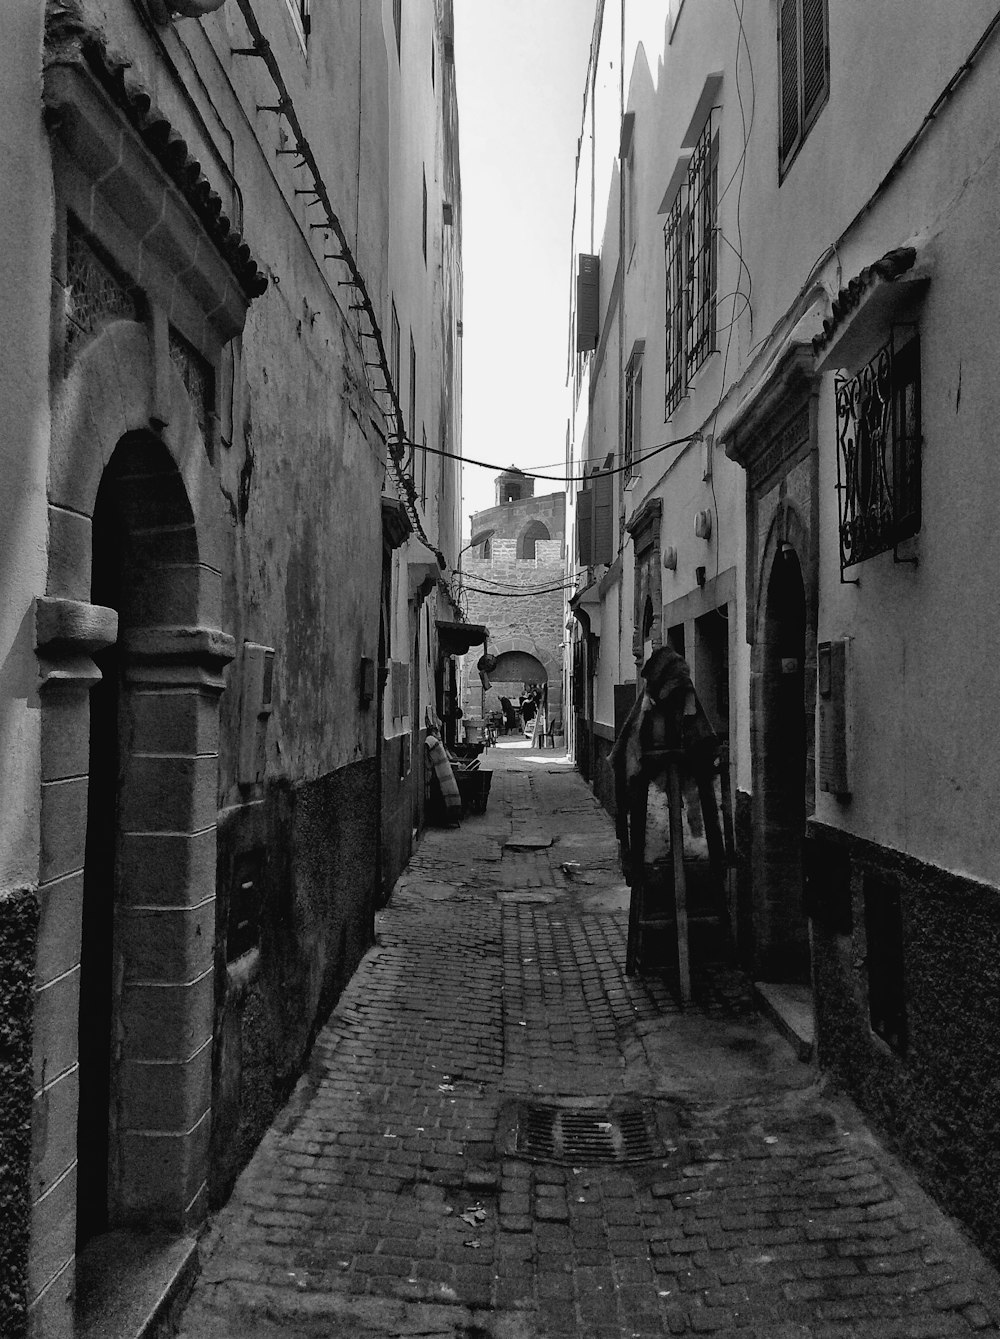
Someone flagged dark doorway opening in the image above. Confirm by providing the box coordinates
[76,474,124,1251]
[759,544,810,983]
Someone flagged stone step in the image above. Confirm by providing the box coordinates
[754,980,815,1062]
[75,1230,198,1339]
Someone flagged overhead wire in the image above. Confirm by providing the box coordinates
[400,428,702,484]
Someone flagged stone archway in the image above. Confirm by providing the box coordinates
[35,321,233,1276]
[481,637,562,734]
[750,502,815,983]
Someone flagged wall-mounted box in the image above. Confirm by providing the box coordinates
[818,638,851,798]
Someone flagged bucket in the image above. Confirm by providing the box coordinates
[456,768,492,816]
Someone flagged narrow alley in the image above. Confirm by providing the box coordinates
[171,745,1000,1339]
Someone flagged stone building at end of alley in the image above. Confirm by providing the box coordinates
[564,0,1000,1281]
[0,1,468,1335]
[459,468,566,740]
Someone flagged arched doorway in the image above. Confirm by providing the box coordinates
[76,429,223,1247]
[757,543,810,982]
[487,650,547,731]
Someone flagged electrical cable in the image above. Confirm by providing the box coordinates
[400,429,702,484]
[461,582,578,599]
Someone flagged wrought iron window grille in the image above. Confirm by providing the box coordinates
[685,114,718,379]
[663,193,685,416]
[834,327,921,581]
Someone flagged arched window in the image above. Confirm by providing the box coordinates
[517,520,550,560]
[482,538,492,560]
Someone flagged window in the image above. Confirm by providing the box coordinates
[627,144,637,255]
[576,469,614,567]
[282,0,310,46]
[779,0,829,176]
[624,343,644,480]
[518,520,550,561]
[422,168,428,263]
[408,334,417,468]
[663,196,685,415]
[392,0,401,59]
[431,37,436,88]
[685,114,718,377]
[390,300,400,426]
[662,114,718,411]
[834,330,921,576]
[621,111,637,257]
[420,424,428,505]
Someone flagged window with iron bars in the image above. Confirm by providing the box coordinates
[663,195,685,416]
[663,114,718,416]
[834,329,921,578]
[624,345,644,480]
[685,115,718,378]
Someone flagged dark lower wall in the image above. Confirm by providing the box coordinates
[807,820,1000,1269]
[0,886,37,1339]
[381,733,414,903]
[591,726,616,819]
[734,790,753,966]
[210,758,378,1205]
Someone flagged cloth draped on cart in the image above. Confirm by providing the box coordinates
[608,647,717,883]
[424,709,462,822]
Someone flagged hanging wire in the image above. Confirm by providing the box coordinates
[402,429,702,484]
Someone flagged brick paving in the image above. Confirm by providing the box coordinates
[173,745,1000,1338]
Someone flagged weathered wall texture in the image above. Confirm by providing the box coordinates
[0,3,49,898]
[809,824,1000,1265]
[1,1,463,1334]
[0,889,37,1339]
[565,0,1000,1273]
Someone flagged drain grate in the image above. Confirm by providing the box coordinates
[513,1101,661,1164]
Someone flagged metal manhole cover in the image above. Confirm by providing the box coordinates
[513,1101,662,1164]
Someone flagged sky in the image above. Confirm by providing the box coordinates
[453,0,597,538]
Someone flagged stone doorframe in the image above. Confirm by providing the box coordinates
[34,323,234,1268]
[626,497,664,667]
[31,31,259,1327]
[724,344,820,977]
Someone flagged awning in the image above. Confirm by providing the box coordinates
[436,620,489,656]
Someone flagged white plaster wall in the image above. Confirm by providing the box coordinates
[0,4,50,890]
[383,0,463,738]
[813,35,1000,884]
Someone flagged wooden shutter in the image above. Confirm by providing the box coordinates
[779,0,800,159]
[576,254,600,352]
[577,486,594,565]
[592,471,614,565]
[801,0,828,123]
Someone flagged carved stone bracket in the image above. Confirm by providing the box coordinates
[35,595,118,692]
[123,624,236,692]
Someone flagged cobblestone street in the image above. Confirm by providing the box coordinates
[174,746,1000,1339]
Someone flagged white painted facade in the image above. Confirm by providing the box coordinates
[565,0,1000,1261]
